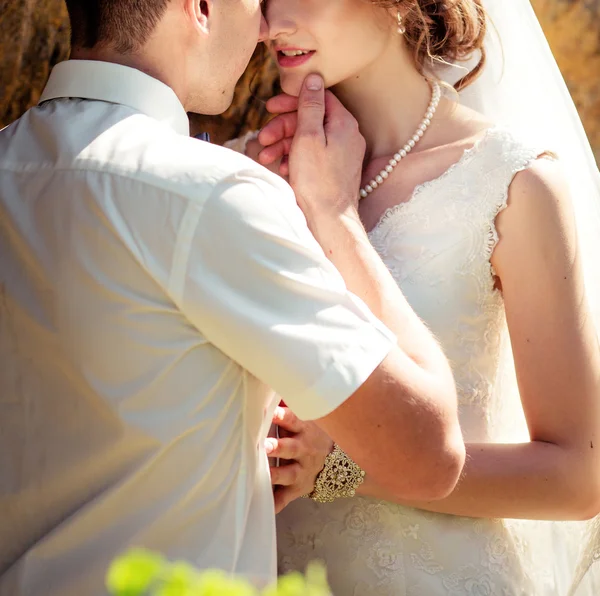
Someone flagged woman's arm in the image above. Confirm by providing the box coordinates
[270,158,600,520]
[363,158,600,520]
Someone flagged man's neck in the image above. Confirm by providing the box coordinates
[70,47,187,110]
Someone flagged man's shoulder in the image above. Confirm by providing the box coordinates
[2,100,287,204]
[0,103,298,230]
[101,120,290,203]
[163,136,280,188]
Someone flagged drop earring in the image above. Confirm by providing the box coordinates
[397,11,406,35]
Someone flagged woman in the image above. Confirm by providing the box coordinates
[228,0,600,593]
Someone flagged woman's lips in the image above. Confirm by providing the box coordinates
[276,50,316,68]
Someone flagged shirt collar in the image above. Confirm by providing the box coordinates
[39,60,190,136]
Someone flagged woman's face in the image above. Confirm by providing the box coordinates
[265,0,395,96]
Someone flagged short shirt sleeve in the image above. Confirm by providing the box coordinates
[169,168,396,420]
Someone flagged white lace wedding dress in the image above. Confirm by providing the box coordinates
[275,127,593,596]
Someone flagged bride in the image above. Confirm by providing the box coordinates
[227,0,600,594]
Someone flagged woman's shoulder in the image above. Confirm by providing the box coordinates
[440,100,550,159]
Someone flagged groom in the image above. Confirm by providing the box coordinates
[0,0,464,594]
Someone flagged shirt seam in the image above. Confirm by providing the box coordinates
[169,201,204,304]
[0,161,210,203]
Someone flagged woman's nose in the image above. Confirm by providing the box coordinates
[264,0,298,41]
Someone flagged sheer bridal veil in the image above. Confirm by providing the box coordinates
[438,0,600,594]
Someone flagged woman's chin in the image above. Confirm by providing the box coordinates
[279,74,304,98]
[280,70,336,97]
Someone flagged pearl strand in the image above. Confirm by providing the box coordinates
[359,81,441,199]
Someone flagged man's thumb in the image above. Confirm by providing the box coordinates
[296,74,325,141]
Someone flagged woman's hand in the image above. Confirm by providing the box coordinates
[266,405,334,514]
[245,136,287,180]
[257,93,299,178]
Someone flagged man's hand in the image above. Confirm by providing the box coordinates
[266,405,334,514]
[258,74,366,228]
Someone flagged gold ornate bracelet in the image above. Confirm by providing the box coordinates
[304,444,366,503]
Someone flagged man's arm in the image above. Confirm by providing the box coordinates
[311,217,463,502]
[179,76,464,504]
[281,75,464,501]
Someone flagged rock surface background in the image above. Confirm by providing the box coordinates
[0,0,598,161]
[0,0,70,127]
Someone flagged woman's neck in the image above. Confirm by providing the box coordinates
[332,42,434,161]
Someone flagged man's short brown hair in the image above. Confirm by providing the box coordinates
[65,0,170,53]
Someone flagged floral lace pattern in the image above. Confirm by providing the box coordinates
[276,129,584,595]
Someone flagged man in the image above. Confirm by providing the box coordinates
[0,0,464,594]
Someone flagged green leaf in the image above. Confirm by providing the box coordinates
[107,549,331,596]
[304,561,331,594]
[153,565,259,596]
[261,563,331,596]
[194,570,259,596]
[262,572,307,596]
[106,549,166,596]
[153,561,204,596]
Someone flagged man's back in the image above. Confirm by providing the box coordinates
[0,94,280,593]
[0,61,397,595]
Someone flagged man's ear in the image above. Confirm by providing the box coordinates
[187,0,212,34]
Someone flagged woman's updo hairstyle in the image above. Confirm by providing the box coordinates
[378,0,488,91]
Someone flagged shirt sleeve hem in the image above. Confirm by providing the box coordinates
[288,326,397,421]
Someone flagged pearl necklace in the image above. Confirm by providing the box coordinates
[359,81,441,199]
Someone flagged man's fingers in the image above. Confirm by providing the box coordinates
[296,74,326,144]
[272,406,303,433]
[259,112,298,147]
[324,90,347,128]
[324,90,360,138]
[265,436,301,460]
[266,94,299,115]
[270,462,302,487]
[258,138,293,166]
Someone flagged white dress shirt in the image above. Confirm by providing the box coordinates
[0,60,395,595]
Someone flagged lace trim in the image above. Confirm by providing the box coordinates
[485,148,546,281]
[368,127,545,293]
[568,517,600,596]
[367,127,499,239]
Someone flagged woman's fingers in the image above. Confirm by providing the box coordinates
[270,461,302,486]
[272,463,317,514]
[258,112,298,147]
[258,137,293,166]
[265,436,302,460]
[272,406,303,433]
[266,93,299,115]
